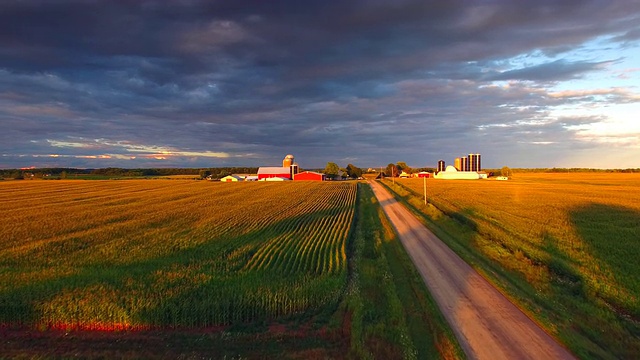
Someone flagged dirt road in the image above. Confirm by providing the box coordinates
[368,181,575,360]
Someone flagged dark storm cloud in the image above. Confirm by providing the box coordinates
[1,0,639,169]
[484,60,612,82]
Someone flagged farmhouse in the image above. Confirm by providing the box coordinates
[220,175,244,182]
[294,171,325,181]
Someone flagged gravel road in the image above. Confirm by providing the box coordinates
[368,181,575,360]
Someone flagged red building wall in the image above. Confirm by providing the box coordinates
[294,171,325,181]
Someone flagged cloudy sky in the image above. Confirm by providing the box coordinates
[1,1,639,169]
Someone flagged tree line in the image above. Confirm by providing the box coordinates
[3,165,638,180]
[0,167,257,179]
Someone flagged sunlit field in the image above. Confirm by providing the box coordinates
[0,180,356,330]
[385,173,640,358]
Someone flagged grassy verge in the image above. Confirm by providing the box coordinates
[380,179,639,359]
[339,183,464,359]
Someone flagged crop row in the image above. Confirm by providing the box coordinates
[0,180,357,329]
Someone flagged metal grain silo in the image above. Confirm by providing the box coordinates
[282,154,294,167]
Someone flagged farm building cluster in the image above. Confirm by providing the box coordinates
[434,153,487,180]
[380,153,488,180]
[219,154,326,182]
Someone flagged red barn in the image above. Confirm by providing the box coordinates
[257,167,291,180]
[294,171,325,181]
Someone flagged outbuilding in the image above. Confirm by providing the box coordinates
[220,175,244,182]
[294,171,325,181]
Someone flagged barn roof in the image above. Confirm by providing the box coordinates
[297,171,324,175]
[258,166,290,174]
[221,175,244,180]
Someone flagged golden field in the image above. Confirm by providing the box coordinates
[386,173,640,358]
[0,180,356,329]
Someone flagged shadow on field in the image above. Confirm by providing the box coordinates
[0,205,348,331]
[569,203,640,319]
[542,232,585,297]
[449,208,479,232]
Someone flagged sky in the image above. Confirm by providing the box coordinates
[1,1,639,170]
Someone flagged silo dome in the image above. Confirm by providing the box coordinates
[283,154,295,167]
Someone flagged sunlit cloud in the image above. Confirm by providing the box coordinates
[548,88,640,100]
[615,67,640,79]
[109,154,137,160]
[43,138,231,160]
[47,140,93,149]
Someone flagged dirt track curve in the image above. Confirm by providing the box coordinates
[368,181,575,360]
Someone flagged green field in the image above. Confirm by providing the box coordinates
[382,173,640,359]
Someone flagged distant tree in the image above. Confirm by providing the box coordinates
[199,169,211,179]
[385,163,399,177]
[396,161,411,174]
[501,166,512,177]
[414,167,435,173]
[60,171,67,179]
[324,162,339,179]
[142,169,160,176]
[218,169,230,178]
[346,164,362,179]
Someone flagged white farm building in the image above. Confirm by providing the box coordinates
[434,166,481,180]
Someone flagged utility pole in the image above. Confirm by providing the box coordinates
[423,175,427,205]
[392,166,395,185]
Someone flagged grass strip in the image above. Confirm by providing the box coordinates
[341,183,465,359]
